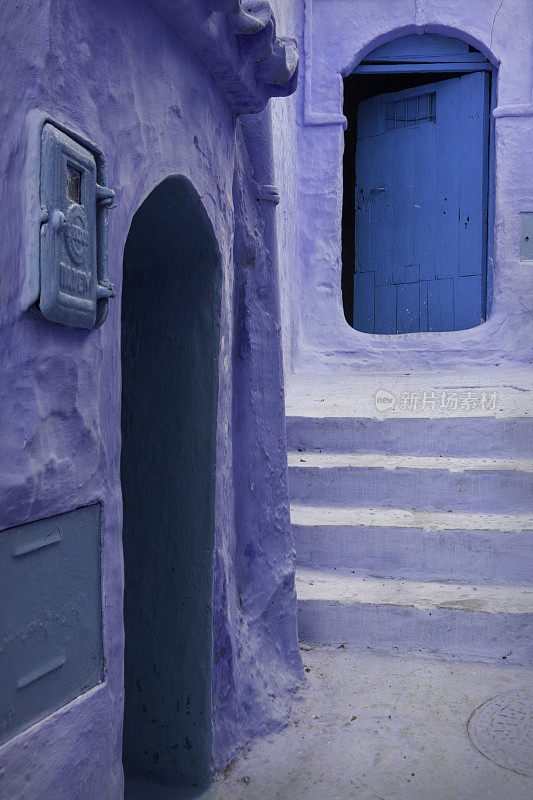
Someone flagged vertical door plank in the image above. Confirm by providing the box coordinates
[356,95,381,138]
[435,78,460,280]
[428,277,454,331]
[392,126,415,281]
[419,280,429,331]
[354,135,374,274]
[371,128,394,283]
[458,71,490,278]
[454,275,483,330]
[397,281,420,332]
[414,120,437,282]
[353,271,375,332]
[375,284,396,333]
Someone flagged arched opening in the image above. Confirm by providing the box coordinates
[342,34,495,334]
[121,176,221,794]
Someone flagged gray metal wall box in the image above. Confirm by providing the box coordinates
[39,123,115,328]
[0,505,104,745]
[519,212,533,261]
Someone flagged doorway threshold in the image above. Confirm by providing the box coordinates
[125,777,215,800]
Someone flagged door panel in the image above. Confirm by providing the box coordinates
[414,122,436,282]
[435,78,461,281]
[420,281,430,332]
[375,284,396,333]
[354,137,374,275]
[353,72,489,333]
[455,274,483,329]
[458,74,490,277]
[353,271,374,333]
[397,282,420,333]
[428,277,454,331]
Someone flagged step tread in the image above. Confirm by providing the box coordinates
[296,567,533,614]
[288,452,533,472]
[285,367,533,419]
[290,503,533,531]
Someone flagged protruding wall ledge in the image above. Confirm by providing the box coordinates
[493,102,533,119]
[148,0,299,113]
[303,111,348,129]
[255,183,280,204]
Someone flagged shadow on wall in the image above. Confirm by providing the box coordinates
[121,176,222,790]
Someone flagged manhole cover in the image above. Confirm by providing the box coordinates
[467,688,533,777]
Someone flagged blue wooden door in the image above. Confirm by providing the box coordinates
[354,72,490,333]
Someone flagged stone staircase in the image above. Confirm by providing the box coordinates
[286,371,533,665]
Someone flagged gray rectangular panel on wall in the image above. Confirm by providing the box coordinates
[0,505,103,745]
[520,212,533,261]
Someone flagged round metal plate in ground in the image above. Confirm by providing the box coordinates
[467,688,533,777]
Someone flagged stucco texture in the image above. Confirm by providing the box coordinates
[0,1,300,797]
[285,0,533,373]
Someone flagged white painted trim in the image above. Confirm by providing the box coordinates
[296,567,533,613]
[288,452,533,471]
[493,102,533,118]
[290,503,533,531]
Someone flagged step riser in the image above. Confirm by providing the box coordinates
[293,525,533,585]
[286,417,533,458]
[288,467,533,514]
[298,600,533,666]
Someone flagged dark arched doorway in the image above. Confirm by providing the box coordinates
[121,176,221,792]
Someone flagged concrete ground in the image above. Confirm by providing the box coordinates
[126,645,533,800]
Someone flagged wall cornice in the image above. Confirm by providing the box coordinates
[148,0,299,113]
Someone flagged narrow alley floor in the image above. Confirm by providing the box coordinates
[126,644,533,800]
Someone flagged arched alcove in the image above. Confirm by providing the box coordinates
[342,33,495,335]
[121,176,222,791]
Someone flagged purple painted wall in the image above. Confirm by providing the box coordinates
[270,0,303,379]
[0,1,300,797]
[278,0,533,375]
[213,113,302,771]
